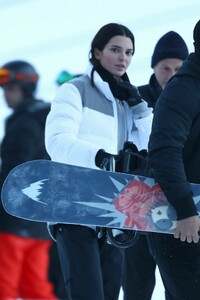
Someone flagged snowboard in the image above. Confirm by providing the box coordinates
[1,159,200,235]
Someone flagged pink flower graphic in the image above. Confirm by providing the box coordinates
[113,179,166,230]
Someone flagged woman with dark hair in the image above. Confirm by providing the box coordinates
[45,23,152,300]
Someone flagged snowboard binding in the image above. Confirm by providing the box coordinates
[96,227,139,248]
[106,228,139,248]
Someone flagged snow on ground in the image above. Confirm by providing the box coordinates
[119,267,165,299]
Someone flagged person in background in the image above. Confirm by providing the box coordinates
[0,60,57,300]
[45,23,153,300]
[123,31,189,300]
[147,19,200,299]
[139,30,189,109]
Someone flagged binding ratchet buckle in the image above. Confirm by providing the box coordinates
[106,228,139,248]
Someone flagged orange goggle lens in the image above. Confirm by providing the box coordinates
[0,68,10,84]
[0,68,38,85]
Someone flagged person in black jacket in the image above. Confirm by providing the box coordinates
[147,19,200,300]
[0,60,57,299]
[123,31,189,300]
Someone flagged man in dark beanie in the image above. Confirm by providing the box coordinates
[151,31,189,69]
[146,19,200,299]
[123,31,189,300]
[138,31,189,109]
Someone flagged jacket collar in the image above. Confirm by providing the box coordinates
[85,64,117,102]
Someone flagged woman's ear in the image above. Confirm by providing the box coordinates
[94,48,101,60]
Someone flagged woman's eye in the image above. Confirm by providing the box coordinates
[126,51,133,56]
[111,48,119,53]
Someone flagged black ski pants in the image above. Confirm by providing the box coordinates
[147,232,200,300]
[123,234,156,300]
[55,224,124,300]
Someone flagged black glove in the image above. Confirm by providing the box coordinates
[116,142,147,175]
[117,82,142,107]
[123,141,139,152]
[95,149,116,170]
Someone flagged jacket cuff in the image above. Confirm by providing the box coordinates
[169,195,198,220]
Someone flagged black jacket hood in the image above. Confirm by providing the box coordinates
[173,53,200,81]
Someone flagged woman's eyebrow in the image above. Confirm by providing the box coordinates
[110,44,133,51]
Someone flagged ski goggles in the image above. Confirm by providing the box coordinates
[0,68,38,85]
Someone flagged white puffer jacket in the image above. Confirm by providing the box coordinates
[45,66,153,169]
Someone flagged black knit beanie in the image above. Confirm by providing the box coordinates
[193,20,200,57]
[151,31,189,68]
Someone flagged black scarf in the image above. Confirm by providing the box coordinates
[94,64,142,106]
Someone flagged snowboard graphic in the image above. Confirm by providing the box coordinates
[2,159,200,234]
